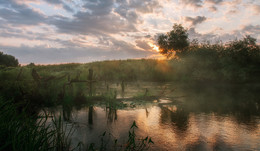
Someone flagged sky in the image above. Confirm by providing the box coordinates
[0,0,259,64]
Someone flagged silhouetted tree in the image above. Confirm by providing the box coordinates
[0,52,19,67]
[157,24,189,58]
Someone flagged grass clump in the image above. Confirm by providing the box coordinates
[0,97,78,151]
[87,121,154,151]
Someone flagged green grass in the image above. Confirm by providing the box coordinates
[0,97,78,151]
[0,54,259,110]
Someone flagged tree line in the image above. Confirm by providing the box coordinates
[157,24,260,82]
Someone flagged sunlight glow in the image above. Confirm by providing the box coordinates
[149,43,160,52]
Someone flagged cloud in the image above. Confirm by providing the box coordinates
[107,37,155,56]
[127,0,161,14]
[50,12,138,35]
[252,5,260,15]
[0,0,46,25]
[208,6,217,12]
[0,0,161,36]
[135,40,152,50]
[114,8,140,24]
[241,25,260,36]
[0,41,155,64]
[0,0,259,64]
[188,27,216,41]
[50,0,163,35]
[188,24,260,43]
[115,0,161,14]
[227,9,238,15]
[219,25,260,42]
[207,0,223,5]
[43,0,74,12]
[83,0,114,16]
[181,0,224,10]
[180,0,203,8]
[185,16,207,26]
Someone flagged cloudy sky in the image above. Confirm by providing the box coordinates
[0,0,259,64]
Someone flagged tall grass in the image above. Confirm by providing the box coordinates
[0,97,77,151]
[87,121,154,151]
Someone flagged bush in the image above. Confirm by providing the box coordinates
[0,52,19,67]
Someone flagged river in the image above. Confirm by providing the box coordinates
[45,82,260,150]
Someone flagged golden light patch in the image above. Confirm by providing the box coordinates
[148,43,160,52]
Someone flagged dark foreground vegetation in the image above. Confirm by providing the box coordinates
[0,24,259,150]
[0,52,19,67]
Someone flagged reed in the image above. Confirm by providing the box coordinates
[0,97,78,151]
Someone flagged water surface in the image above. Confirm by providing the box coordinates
[46,82,260,150]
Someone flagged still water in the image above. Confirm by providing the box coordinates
[47,82,260,150]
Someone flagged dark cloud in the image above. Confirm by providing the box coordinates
[50,12,138,35]
[181,0,223,9]
[115,0,160,14]
[0,0,46,25]
[50,0,161,36]
[50,0,161,35]
[209,6,217,12]
[114,8,140,24]
[128,0,160,14]
[185,16,207,26]
[43,0,74,12]
[207,0,223,5]
[0,0,161,36]
[83,0,114,16]
[181,0,203,8]
[113,0,161,26]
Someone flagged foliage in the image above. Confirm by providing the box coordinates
[0,97,77,151]
[157,24,260,82]
[0,51,19,67]
[124,121,154,151]
[157,24,189,58]
[87,121,154,151]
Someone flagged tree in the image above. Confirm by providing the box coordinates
[224,35,260,66]
[157,24,189,58]
[0,52,19,67]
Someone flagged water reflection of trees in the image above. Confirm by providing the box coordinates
[106,107,117,123]
[160,105,189,134]
[178,84,260,131]
[88,106,93,124]
[62,105,72,122]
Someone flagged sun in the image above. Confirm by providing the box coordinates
[149,43,160,52]
[153,45,160,52]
